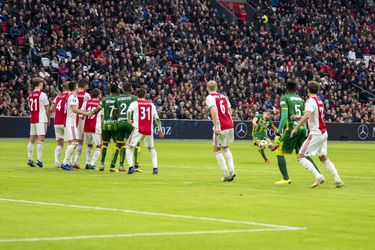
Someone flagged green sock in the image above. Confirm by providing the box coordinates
[277,155,289,180]
[119,146,126,168]
[258,149,267,160]
[134,146,141,167]
[306,156,321,173]
[111,147,120,167]
[101,145,108,164]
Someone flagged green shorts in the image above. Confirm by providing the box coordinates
[102,130,116,143]
[115,122,134,143]
[276,128,306,155]
[252,132,268,145]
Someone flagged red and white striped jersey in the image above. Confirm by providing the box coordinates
[65,93,79,127]
[53,92,69,126]
[128,99,158,135]
[305,96,326,134]
[77,91,91,109]
[82,99,102,134]
[205,92,233,131]
[28,90,49,124]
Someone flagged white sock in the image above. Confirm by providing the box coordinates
[37,141,44,162]
[90,147,101,166]
[74,144,83,165]
[223,148,235,174]
[126,146,133,167]
[86,146,93,165]
[298,158,322,178]
[150,148,158,169]
[27,142,34,160]
[323,159,341,182]
[63,143,77,165]
[215,152,229,177]
[54,145,62,166]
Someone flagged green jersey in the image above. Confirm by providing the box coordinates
[99,96,118,131]
[253,115,273,134]
[116,93,137,124]
[280,93,305,130]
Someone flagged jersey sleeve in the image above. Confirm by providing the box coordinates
[40,92,49,106]
[226,97,231,109]
[81,101,87,111]
[205,95,215,108]
[84,93,91,102]
[69,96,78,107]
[280,96,288,110]
[128,101,136,113]
[305,99,315,113]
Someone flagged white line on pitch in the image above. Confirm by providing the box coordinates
[0,198,305,230]
[0,228,298,243]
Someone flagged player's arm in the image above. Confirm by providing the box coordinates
[209,106,220,133]
[271,124,281,136]
[277,99,288,132]
[252,117,258,127]
[45,103,50,124]
[91,106,102,116]
[153,104,164,139]
[72,104,90,116]
[291,111,311,137]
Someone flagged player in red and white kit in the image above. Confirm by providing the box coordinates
[205,80,236,181]
[27,77,50,168]
[291,81,344,188]
[61,81,91,171]
[72,79,91,169]
[50,81,69,167]
[81,88,102,170]
[125,89,164,174]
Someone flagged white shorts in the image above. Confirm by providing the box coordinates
[299,132,328,157]
[84,133,102,146]
[54,125,64,140]
[127,128,154,148]
[30,123,47,136]
[77,119,85,141]
[213,129,234,147]
[64,126,79,142]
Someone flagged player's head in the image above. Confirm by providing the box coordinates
[123,83,132,93]
[263,111,273,120]
[91,88,101,99]
[307,81,320,95]
[110,84,119,95]
[137,88,146,99]
[33,77,44,89]
[286,81,297,93]
[78,78,88,90]
[62,80,70,91]
[207,80,217,93]
[68,81,78,92]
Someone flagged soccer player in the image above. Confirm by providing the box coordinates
[61,81,91,171]
[72,79,91,169]
[90,84,119,171]
[50,81,69,167]
[291,81,344,188]
[274,81,320,184]
[252,111,280,163]
[125,88,164,174]
[110,83,138,172]
[205,80,236,181]
[27,77,50,168]
[81,88,102,170]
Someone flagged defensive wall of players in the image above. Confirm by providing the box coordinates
[0,118,374,141]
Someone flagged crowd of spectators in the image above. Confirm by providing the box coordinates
[0,0,374,123]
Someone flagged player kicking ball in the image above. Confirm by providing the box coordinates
[27,77,50,168]
[81,88,102,170]
[252,111,280,164]
[291,81,344,188]
[206,81,236,182]
[125,89,164,175]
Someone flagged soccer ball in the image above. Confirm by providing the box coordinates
[259,140,268,148]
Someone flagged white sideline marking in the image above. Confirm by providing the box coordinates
[0,198,305,231]
[0,228,296,243]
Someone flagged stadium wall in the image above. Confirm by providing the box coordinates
[0,117,374,141]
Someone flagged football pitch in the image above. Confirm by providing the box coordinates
[0,139,374,250]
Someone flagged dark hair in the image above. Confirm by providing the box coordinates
[62,80,70,91]
[78,79,88,89]
[286,81,297,92]
[92,88,101,98]
[33,77,44,88]
[123,83,132,93]
[68,81,77,91]
[110,84,118,94]
[137,88,146,98]
[308,81,320,94]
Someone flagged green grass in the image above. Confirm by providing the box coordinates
[0,139,374,250]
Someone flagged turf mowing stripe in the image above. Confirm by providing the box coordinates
[0,197,305,231]
[0,228,300,243]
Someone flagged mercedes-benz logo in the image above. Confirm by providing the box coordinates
[235,122,248,139]
[357,124,369,140]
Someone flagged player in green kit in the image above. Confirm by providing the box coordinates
[91,85,119,171]
[109,83,138,172]
[252,111,280,163]
[274,81,320,184]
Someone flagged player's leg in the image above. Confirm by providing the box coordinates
[295,131,321,174]
[72,121,84,169]
[54,125,64,167]
[88,134,102,170]
[222,129,235,178]
[125,129,141,174]
[100,130,111,171]
[35,123,47,168]
[254,138,268,163]
[84,133,92,169]
[134,143,142,171]
[274,133,291,184]
[145,136,158,174]
[213,132,231,181]
[110,125,125,172]
[61,126,78,171]
[27,129,37,167]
